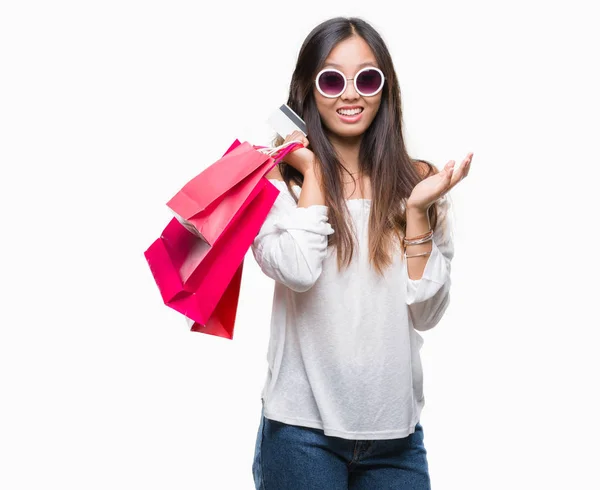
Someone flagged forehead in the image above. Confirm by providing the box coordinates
[323,36,378,72]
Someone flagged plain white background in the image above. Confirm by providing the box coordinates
[1,1,598,488]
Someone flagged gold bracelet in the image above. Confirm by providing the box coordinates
[404,229,433,241]
[402,230,433,246]
[404,251,431,259]
[404,236,433,246]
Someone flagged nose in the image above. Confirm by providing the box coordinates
[341,78,359,101]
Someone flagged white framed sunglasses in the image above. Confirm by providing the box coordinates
[315,66,386,98]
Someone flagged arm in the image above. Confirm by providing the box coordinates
[297,169,326,208]
[265,165,326,208]
[405,206,433,280]
[266,130,326,209]
[403,153,471,332]
[405,194,454,331]
[251,173,333,293]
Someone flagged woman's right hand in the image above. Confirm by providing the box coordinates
[281,130,316,176]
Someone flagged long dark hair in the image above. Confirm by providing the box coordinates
[273,17,439,275]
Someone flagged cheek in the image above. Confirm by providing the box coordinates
[368,96,382,115]
[315,97,338,122]
[364,97,382,123]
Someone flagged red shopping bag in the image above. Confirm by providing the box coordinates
[144,139,298,339]
[144,180,279,339]
[166,140,300,245]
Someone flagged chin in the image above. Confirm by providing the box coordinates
[329,123,370,139]
[324,112,375,139]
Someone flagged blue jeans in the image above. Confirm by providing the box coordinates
[252,408,431,489]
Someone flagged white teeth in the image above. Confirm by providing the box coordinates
[337,108,363,116]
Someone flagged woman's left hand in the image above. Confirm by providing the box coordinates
[407,152,473,212]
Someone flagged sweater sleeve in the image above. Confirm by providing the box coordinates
[404,194,455,331]
[251,179,334,293]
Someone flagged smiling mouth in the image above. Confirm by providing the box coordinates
[336,108,364,116]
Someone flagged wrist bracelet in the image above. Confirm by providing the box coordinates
[404,251,432,259]
[404,230,432,241]
[404,236,433,246]
[402,229,433,246]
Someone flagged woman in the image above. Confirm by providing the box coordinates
[251,16,472,489]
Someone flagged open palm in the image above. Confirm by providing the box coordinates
[407,153,473,211]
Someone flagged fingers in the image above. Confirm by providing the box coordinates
[444,160,455,172]
[440,160,455,186]
[463,152,473,177]
[284,130,309,147]
[457,152,473,180]
[447,152,473,191]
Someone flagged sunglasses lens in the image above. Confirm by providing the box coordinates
[318,71,345,96]
[356,69,383,95]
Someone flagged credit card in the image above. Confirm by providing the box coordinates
[267,104,307,138]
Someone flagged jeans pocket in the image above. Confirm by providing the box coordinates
[252,411,266,489]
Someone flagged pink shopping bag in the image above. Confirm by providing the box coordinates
[144,139,301,338]
[144,180,279,339]
[166,140,301,245]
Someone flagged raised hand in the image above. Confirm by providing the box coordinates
[407,153,473,211]
[281,130,316,176]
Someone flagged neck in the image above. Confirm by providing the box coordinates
[327,132,363,174]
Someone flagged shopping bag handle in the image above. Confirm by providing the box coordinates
[255,140,304,163]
